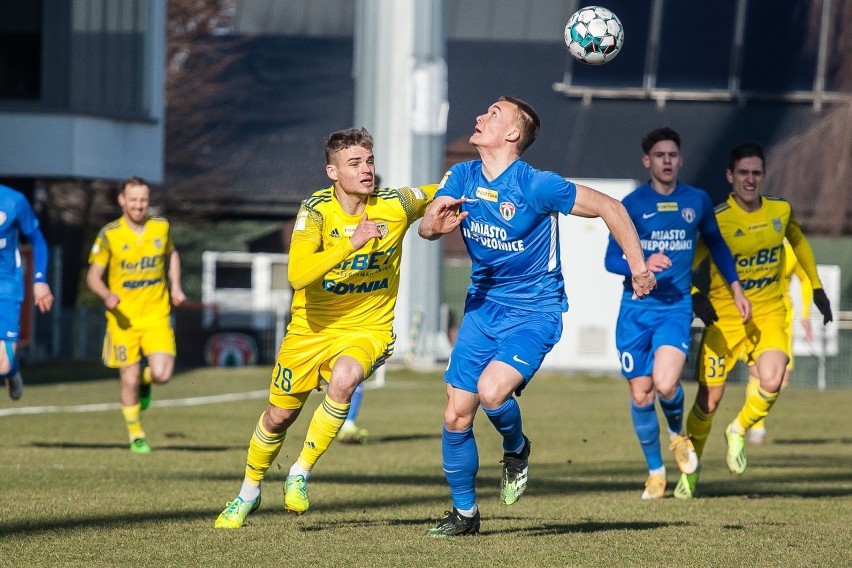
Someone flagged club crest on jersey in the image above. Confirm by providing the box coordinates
[0,212,6,226]
[681,208,695,223]
[499,202,516,221]
[475,187,498,202]
[772,218,782,232]
[376,221,389,238]
[154,238,163,249]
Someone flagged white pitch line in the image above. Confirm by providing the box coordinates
[0,389,269,418]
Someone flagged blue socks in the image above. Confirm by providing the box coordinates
[442,426,479,511]
[658,383,685,435]
[482,397,524,453]
[631,400,663,470]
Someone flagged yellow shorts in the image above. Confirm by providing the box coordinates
[268,328,395,410]
[102,319,176,368]
[746,301,796,372]
[698,308,789,387]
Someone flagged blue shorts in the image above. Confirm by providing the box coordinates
[0,300,21,342]
[445,295,563,394]
[615,304,691,379]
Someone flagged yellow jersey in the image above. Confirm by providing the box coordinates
[695,194,822,322]
[89,216,175,328]
[287,184,437,332]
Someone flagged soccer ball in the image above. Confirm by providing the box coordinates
[564,6,624,65]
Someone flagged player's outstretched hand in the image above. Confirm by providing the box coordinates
[813,288,833,324]
[692,292,718,326]
[431,198,468,235]
[631,269,656,299]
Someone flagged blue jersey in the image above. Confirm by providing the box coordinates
[436,159,576,312]
[606,181,718,309]
[0,184,48,303]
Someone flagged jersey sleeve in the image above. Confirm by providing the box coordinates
[529,171,576,215]
[785,213,823,289]
[88,228,112,267]
[288,203,354,290]
[792,259,813,318]
[604,234,632,276]
[398,183,439,224]
[435,164,466,200]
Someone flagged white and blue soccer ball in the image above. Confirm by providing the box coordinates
[564,6,624,65]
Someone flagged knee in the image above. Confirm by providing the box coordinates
[262,405,293,434]
[443,408,473,432]
[477,382,510,409]
[148,359,175,384]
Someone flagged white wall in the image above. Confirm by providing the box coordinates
[542,178,637,372]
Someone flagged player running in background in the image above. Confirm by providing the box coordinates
[604,128,750,500]
[86,177,186,454]
[419,96,656,537]
[675,142,832,499]
[746,239,813,445]
[0,183,54,400]
[215,127,438,529]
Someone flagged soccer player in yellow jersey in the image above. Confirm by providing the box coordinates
[675,142,832,499]
[86,177,186,454]
[215,127,438,529]
[746,239,813,445]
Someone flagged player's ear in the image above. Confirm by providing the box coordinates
[725,169,734,184]
[641,154,651,169]
[506,129,520,144]
[326,164,338,181]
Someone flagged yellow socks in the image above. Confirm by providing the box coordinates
[735,384,779,434]
[686,404,715,459]
[746,377,766,430]
[121,403,145,441]
[296,395,350,472]
[244,413,286,484]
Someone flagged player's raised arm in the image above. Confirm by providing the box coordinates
[571,184,655,298]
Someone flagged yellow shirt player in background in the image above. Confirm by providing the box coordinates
[86,177,186,454]
[215,127,437,529]
[745,239,813,445]
[676,142,832,499]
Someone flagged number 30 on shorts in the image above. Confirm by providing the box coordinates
[620,351,634,374]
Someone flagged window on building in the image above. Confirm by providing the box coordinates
[0,2,43,100]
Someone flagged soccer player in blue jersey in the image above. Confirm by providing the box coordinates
[418,96,657,537]
[0,184,54,400]
[604,128,751,500]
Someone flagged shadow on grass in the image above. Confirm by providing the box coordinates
[772,437,852,445]
[18,361,203,385]
[31,441,245,452]
[296,515,689,536]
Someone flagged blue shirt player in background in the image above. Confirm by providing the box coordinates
[419,96,656,536]
[604,128,750,500]
[0,184,54,400]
